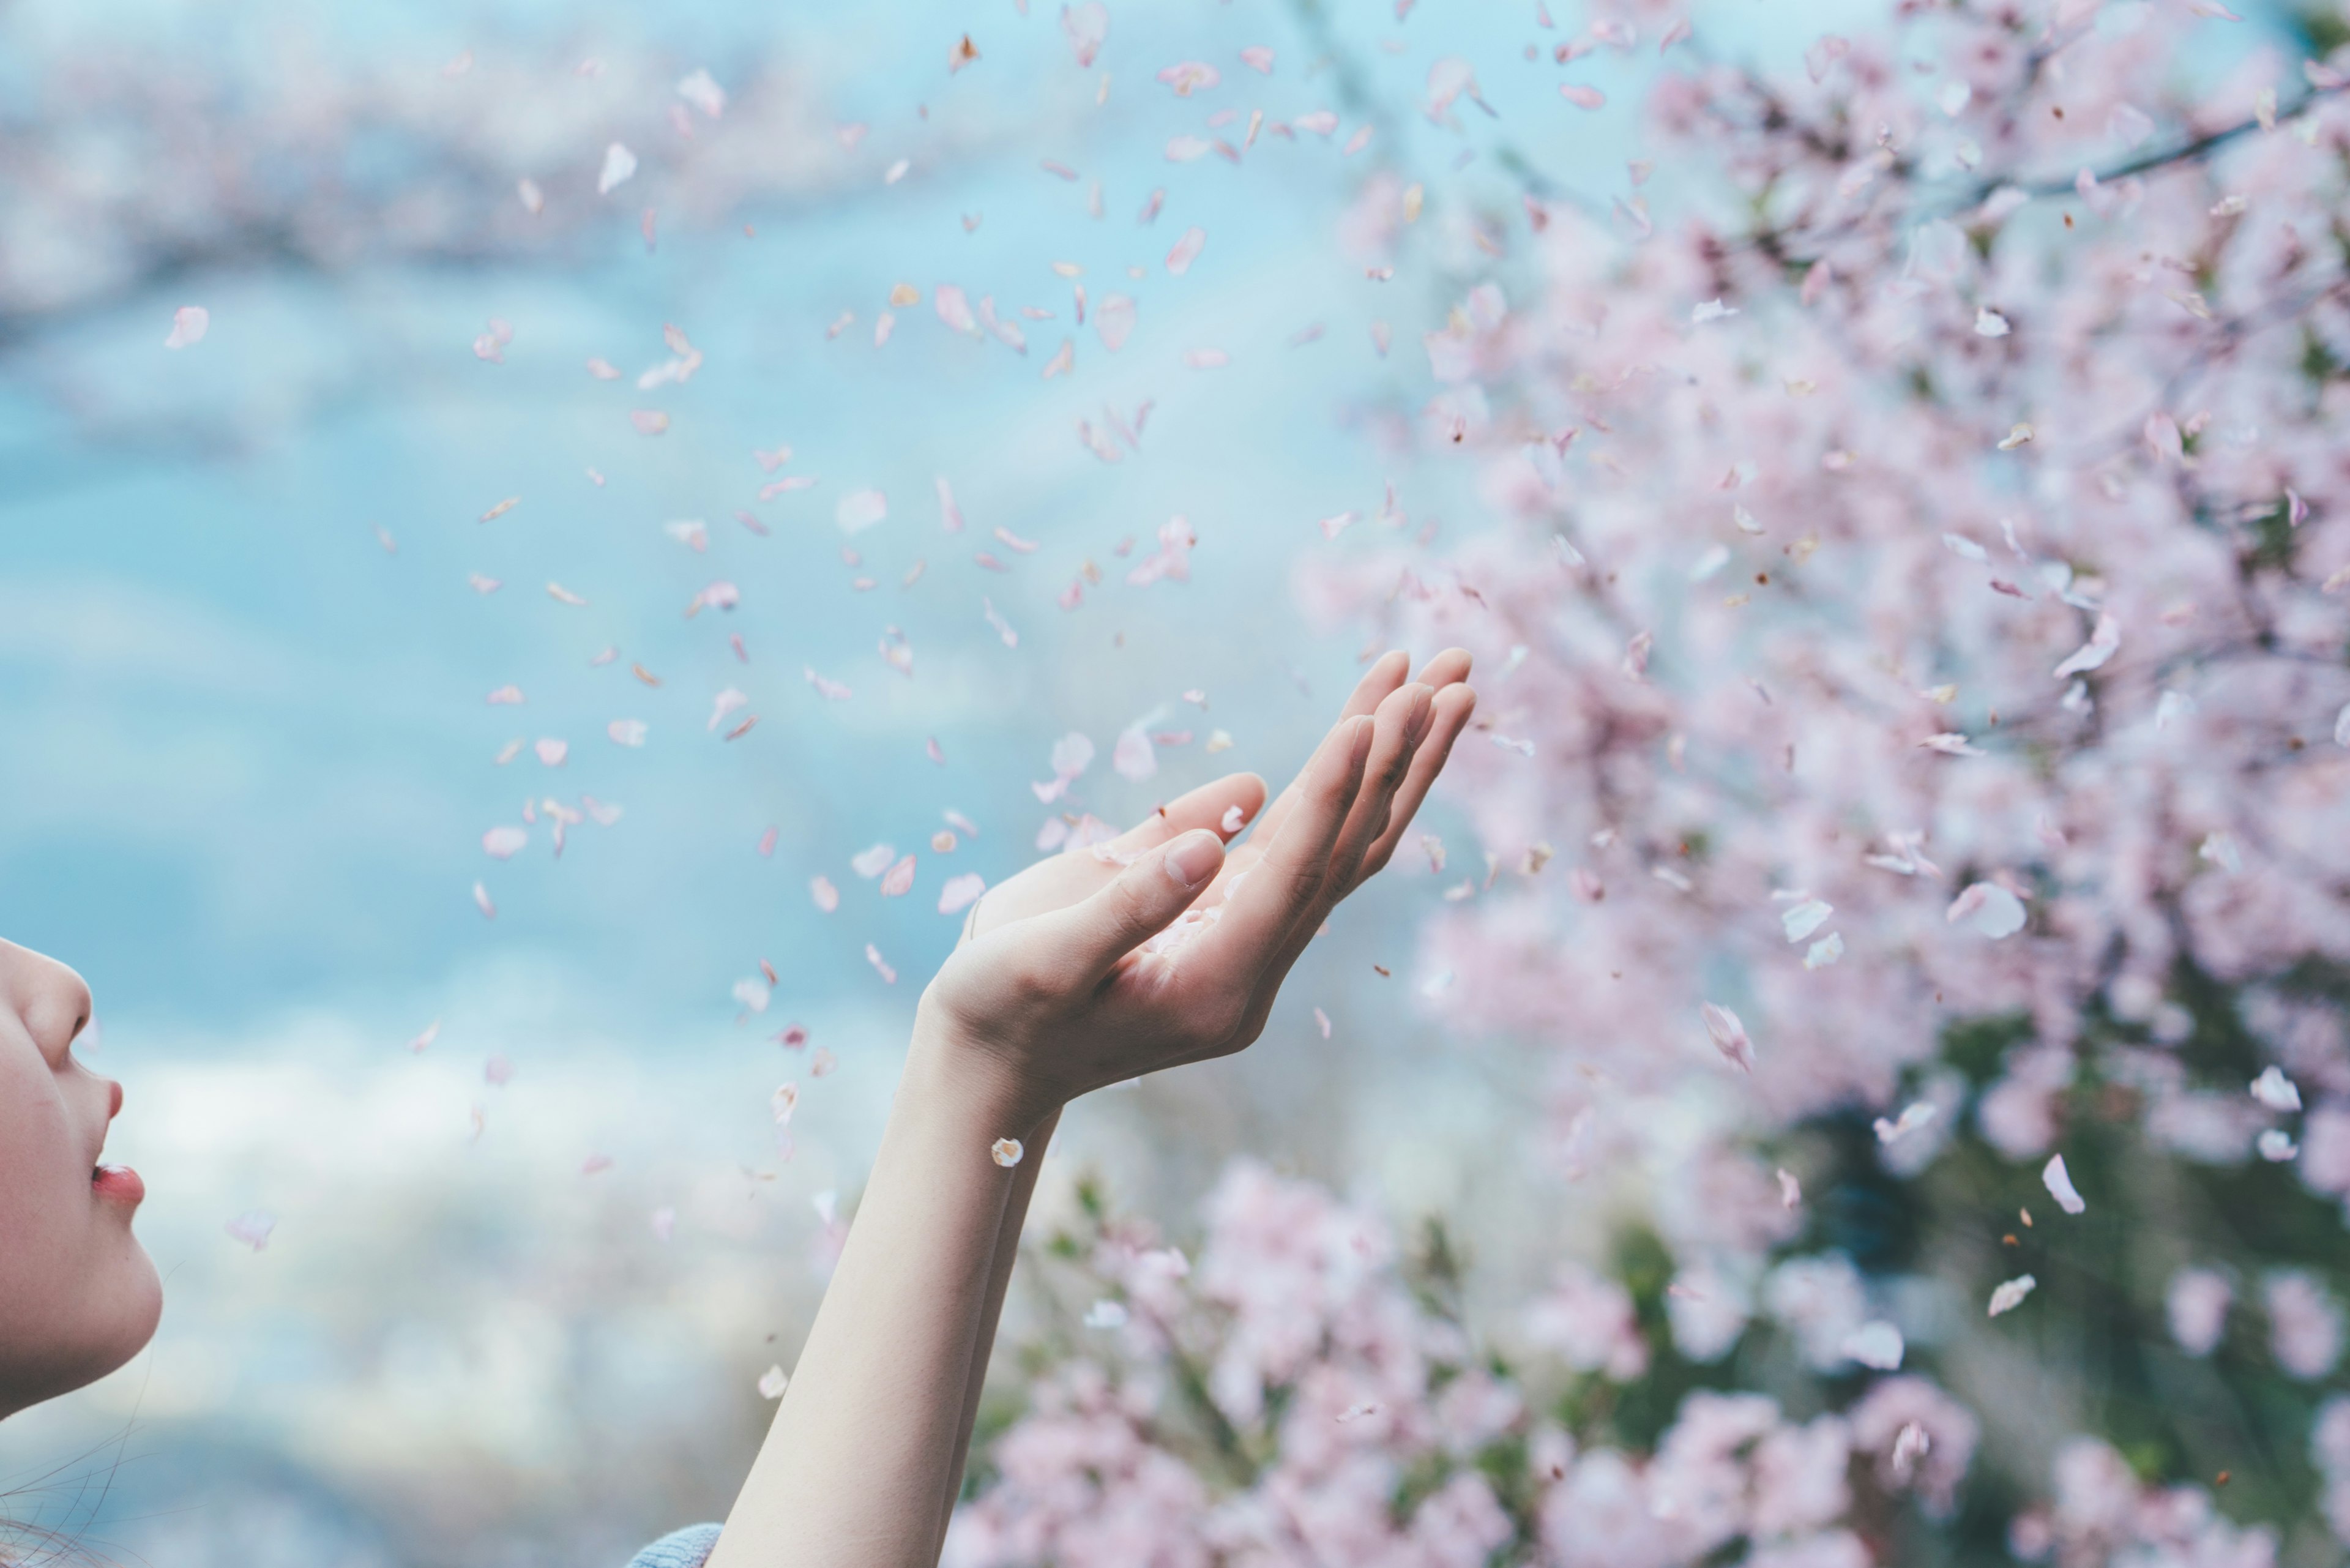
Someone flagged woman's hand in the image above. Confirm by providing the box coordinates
[916,648,1476,1132]
[708,648,1475,1568]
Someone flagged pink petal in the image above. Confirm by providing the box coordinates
[2042,1154,2087,1214]
[939,873,987,915]
[1157,61,1220,96]
[1061,1,1108,66]
[810,875,840,913]
[1701,1002,1755,1072]
[164,305,209,349]
[837,489,889,534]
[225,1211,277,1250]
[2052,612,2122,679]
[597,143,638,194]
[935,284,978,335]
[1166,226,1207,275]
[1113,725,1157,781]
[1095,294,1137,351]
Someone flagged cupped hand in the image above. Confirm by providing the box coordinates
[917,649,1477,1129]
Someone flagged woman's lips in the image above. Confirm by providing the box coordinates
[92,1164,145,1206]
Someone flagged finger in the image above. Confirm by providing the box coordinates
[1182,714,1374,990]
[1354,682,1478,882]
[1210,668,1446,903]
[1240,685,1431,998]
[1195,648,1461,906]
[1324,682,1436,894]
[1233,651,1412,851]
[1104,772,1269,854]
[1343,648,1415,719]
[1035,829,1228,987]
[1206,685,1449,1055]
[1414,646,1474,691]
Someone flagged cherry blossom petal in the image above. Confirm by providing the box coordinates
[163,305,209,349]
[2042,1154,2087,1215]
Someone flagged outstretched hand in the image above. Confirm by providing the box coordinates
[919,649,1477,1129]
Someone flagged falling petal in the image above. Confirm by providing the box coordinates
[598,143,638,195]
[1702,1002,1755,1073]
[1947,883,2026,938]
[1166,227,1207,274]
[1989,1275,2037,1316]
[225,1211,277,1251]
[164,305,210,349]
[2251,1066,2303,1111]
[1060,2,1107,66]
[2042,1154,2086,1215]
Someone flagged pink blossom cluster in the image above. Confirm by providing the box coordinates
[949,1163,1979,1566]
[2005,1438,2277,1567]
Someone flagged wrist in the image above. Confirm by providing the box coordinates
[905,1005,1062,1143]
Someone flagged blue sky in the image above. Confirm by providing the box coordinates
[0,0,1703,1038]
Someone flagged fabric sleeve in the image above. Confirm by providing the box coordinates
[624,1523,723,1568]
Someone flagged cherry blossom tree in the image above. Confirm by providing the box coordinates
[953,2,2350,1561]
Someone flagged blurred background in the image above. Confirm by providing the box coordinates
[2,0,2315,1564]
[0,0,1739,1561]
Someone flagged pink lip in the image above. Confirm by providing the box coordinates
[93,1164,145,1206]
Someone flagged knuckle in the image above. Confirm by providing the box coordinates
[1003,957,1062,1010]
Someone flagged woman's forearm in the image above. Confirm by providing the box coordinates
[930,1106,1061,1556]
[707,1023,1042,1567]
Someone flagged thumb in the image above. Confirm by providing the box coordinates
[1042,829,1226,984]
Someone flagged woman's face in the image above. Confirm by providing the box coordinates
[0,938,160,1419]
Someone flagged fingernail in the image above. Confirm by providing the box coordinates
[1403,684,1435,745]
[1165,831,1223,889]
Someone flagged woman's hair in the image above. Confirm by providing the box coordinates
[0,1436,132,1567]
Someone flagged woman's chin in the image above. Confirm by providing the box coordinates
[90,1232,166,1383]
[0,1249,161,1419]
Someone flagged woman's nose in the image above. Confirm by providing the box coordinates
[107,1078,123,1120]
